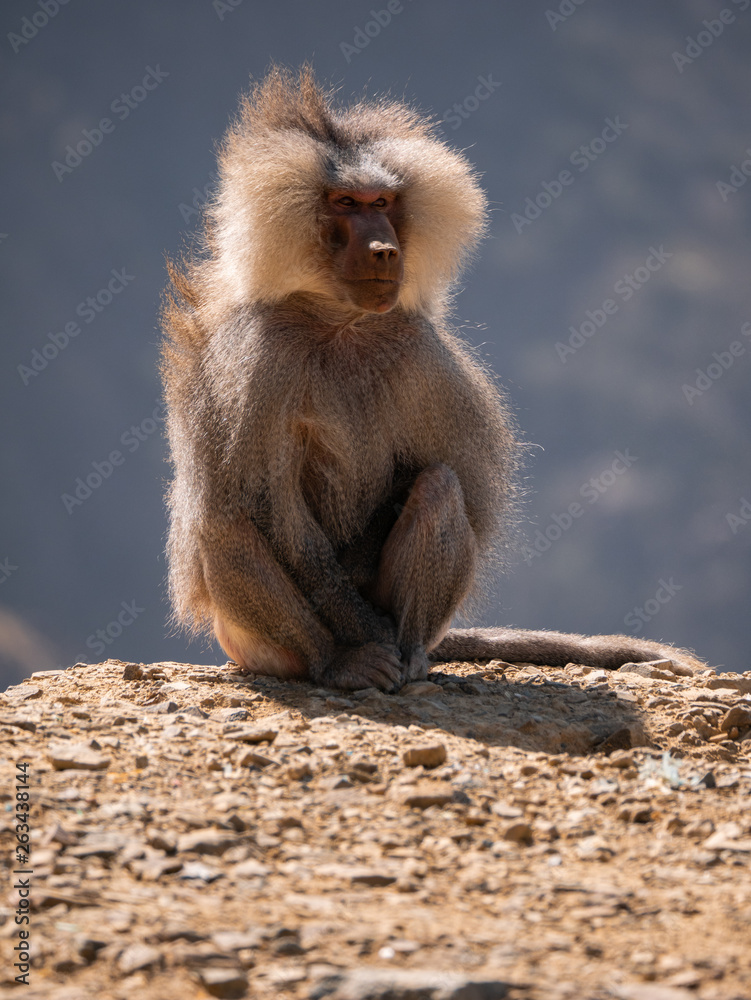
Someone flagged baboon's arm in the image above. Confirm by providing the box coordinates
[269,502,396,649]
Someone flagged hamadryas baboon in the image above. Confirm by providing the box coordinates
[160,66,704,690]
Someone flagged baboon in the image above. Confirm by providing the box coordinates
[160,66,704,691]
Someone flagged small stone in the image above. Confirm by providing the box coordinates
[491,801,524,819]
[613,983,696,1000]
[69,833,128,858]
[719,705,751,731]
[597,728,633,753]
[0,716,37,732]
[704,674,751,694]
[501,821,533,844]
[180,861,224,882]
[179,705,210,719]
[348,761,380,783]
[325,696,355,708]
[224,726,278,744]
[146,829,177,853]
[142,856,185,880]
[310,968,509,999]
[619,662,675,681]
[402,743,447,768]
[47,742,110,771]
[618,804,652,824]
[43,823,79,847]
[277,813,303,829]
[703,822,751,852]
[160,680,192,693]
[575,835,616,860]
[273,938,306,955]
[350,758,379,774]
[4,685,41,700]
[351,869,397,887]
[318,863,397,886]
[197,966,248,999]
[75,935,107,963]
[143,699,179,714]
[267,963,307,985]
[615,689,639,703]
[214,707,249,723]
[400,783,454,809]
[134,754,149,769]
[464,807,489,827]
[237,749,274,768]
[117,943,161,975]
[178,829,242,855]
[122,663,144,680]
[212,930,262,951]
[234,859,271,878]
[606,750,635,769]
[399,681,442,696]
[29,668,64,680]
[583,669,609,684]
[320,774,353,790]
[286,761,313,780]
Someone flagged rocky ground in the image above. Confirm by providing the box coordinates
[1,655,750,1000]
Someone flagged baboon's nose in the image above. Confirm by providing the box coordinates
[369,240,399,262]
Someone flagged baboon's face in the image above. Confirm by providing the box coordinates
[324,189,404,313]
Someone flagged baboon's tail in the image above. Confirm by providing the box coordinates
[431,627,706,675]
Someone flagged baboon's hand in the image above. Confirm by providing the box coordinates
[323,643,403,692]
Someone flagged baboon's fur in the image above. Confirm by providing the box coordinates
[161,66,705,689]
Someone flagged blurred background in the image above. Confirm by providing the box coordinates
[1,0,750,686]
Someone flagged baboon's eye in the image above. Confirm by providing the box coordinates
[371,198,387,208]
[337,196,356,207]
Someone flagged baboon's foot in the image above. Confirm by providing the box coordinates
[400,643,430,684]
[317,642,403,692]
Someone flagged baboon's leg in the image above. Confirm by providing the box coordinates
[201,515,331,678]
[203,515,402,690]
[369,463,477,681]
